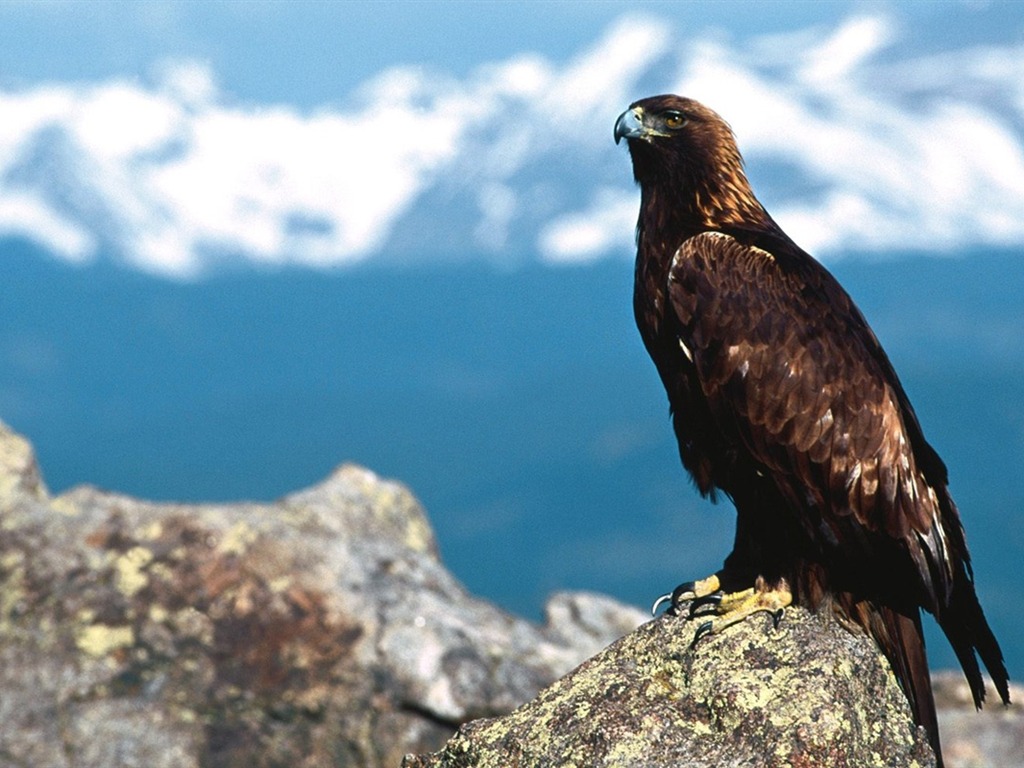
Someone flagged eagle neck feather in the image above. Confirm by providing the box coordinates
[630,134,773,245]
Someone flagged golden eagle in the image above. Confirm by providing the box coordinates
[615,94,1009,764]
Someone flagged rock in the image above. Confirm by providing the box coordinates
[3,419,1019,767]
[402,604,939,768]
[933,672,1024,768]
[0,420,646,767]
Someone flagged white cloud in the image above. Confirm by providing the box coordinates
[0,193,95,260]
[0,61,484,276]
[0,12,1023,277]
[538,188,637,264]
[796,15,894,87]
[539,15,670,132]
[672,14,1024,259]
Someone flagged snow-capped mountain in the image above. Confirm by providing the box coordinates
[2,11,1024,278]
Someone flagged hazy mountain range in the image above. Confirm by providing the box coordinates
[2,11,1024,277]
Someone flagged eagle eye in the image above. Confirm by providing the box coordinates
[663,111,687,130]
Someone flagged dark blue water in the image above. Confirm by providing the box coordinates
[2,240,1021,678]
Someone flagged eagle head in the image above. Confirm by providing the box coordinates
[615,95,743,180]
[615,94,760,228]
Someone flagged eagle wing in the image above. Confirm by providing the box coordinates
[667,231,957,613]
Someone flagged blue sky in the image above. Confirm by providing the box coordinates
[0,2,860,101]
[2,1,1024,276]
[1,2,1017,100]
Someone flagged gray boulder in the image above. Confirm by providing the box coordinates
[932,672,1023,768]
[0,420,645,767]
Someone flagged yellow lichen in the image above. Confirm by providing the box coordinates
[115,546,153,596]
[269,576,292,592]
[148,561,173,581]
[1,550,22,572]
[403,513,434,554]
[50,495,80,517]
[219,522,257,555]
[0,432,39,501]
[76,624,134,657]
[150,603,169,623]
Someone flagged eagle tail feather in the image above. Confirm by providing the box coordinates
[938,572,1010,709]
[870,605,942,767]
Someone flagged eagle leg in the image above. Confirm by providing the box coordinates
[690,577,792,646]
[651,573,722,616]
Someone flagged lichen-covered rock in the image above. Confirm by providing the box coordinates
[0,420,646,767]
[3,420,1019,767]
[403,604,939,768]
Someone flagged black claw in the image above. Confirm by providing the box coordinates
[653,582,698,616]
[672,581,697,601]
[691,620,714,647]
[651,593,673,616]
[688,592,723,617]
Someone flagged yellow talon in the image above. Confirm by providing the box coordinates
[690,577,793,644]
[651,573,723,615]
[684,574,722,600]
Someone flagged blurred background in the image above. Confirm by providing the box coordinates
[1,0,1021,679]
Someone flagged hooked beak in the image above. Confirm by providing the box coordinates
[614,107,645,144]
